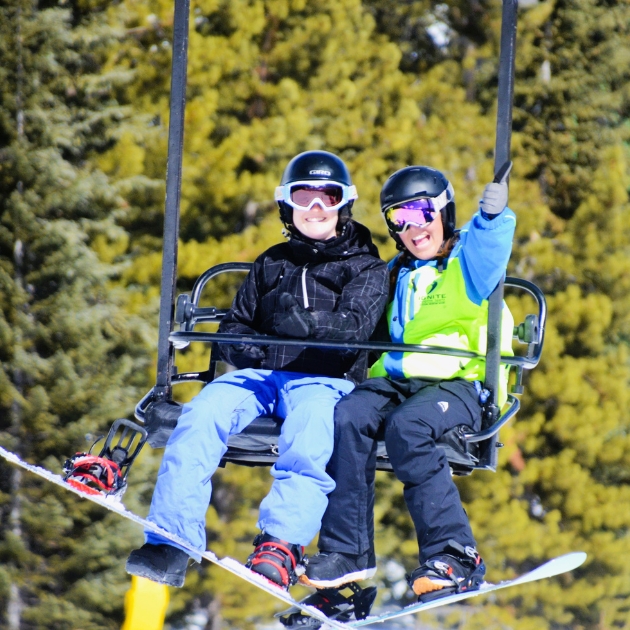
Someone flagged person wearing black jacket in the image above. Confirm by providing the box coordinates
[126,151,388,590]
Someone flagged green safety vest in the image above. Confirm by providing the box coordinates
[369,257,514,406]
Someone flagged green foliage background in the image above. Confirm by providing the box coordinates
[1,0,630,628]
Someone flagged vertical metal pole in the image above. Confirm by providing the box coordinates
[483,0,518,419]
[154,0,190,401]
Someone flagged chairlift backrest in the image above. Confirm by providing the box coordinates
[136,262,546,476]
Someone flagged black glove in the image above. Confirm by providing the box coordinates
[221,343,266,369]
[273,293,317,339]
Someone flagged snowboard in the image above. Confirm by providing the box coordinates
[0,446,348,630]
[346,551,587,627]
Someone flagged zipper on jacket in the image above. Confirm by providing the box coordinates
[301,264,310,309]
[408,271,425,323]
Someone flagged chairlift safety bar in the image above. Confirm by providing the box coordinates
[169,332,537,370]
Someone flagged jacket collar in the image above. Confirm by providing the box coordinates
[288,221,379,261]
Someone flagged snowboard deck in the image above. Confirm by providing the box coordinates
[1,446,586,629]
[0,446,347,630]
[346,551,586,627]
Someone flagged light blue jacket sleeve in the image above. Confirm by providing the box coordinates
[455,208,516,305]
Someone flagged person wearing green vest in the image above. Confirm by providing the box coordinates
[300,165,516,602]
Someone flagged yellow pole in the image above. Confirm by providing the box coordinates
[121,576,169,630]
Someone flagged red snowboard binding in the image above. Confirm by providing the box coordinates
[63,419,147,498]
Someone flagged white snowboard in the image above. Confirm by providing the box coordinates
[348,551,587,627]
[0,446,347,630]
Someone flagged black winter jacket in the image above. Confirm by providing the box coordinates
[218,221,388,384]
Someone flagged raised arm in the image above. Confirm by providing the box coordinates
[458,169,516,304]
[458,208,516,304]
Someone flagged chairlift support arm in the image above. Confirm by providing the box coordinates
[154,0,191,402]
[484,0,519,412]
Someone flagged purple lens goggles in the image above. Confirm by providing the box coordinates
[384,198,439,233]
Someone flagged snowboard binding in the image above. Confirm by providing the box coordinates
[276,582,377,628]
[63,418,147,498]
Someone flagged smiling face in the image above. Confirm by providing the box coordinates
[292,203,339,240]
[398,211,445,259]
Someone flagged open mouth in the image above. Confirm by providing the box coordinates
[411,233,430,246]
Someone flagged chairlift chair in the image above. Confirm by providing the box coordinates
[136,263,546,476]
[66,0,538,494]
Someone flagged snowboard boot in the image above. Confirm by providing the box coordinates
[300,549,376,588]
[246,533,305,589]
[408,540,485,602]
[126,542,190,587]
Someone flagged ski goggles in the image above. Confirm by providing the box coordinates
[275,181,358,212]
[383,188,452,233]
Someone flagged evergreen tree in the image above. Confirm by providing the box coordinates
[513,0,630,218]
[372,2,630,629]
[4,0,626,627]
[432,2,630,629]
[0,0,153,627]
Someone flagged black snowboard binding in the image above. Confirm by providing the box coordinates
[276,582,377,628]
[63,418,147,498]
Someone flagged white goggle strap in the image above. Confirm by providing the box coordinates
[428,186,453,212]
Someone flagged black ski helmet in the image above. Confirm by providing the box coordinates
[276,150,356,229]
[380,166,456,247]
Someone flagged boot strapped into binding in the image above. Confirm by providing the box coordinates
[408,539,485,600]
[247,533,305,589]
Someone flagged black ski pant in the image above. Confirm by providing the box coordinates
[317,377,483,564]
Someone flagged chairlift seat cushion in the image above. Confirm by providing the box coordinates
[143,402,480,474]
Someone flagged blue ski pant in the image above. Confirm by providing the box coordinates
[145,368,355,559]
